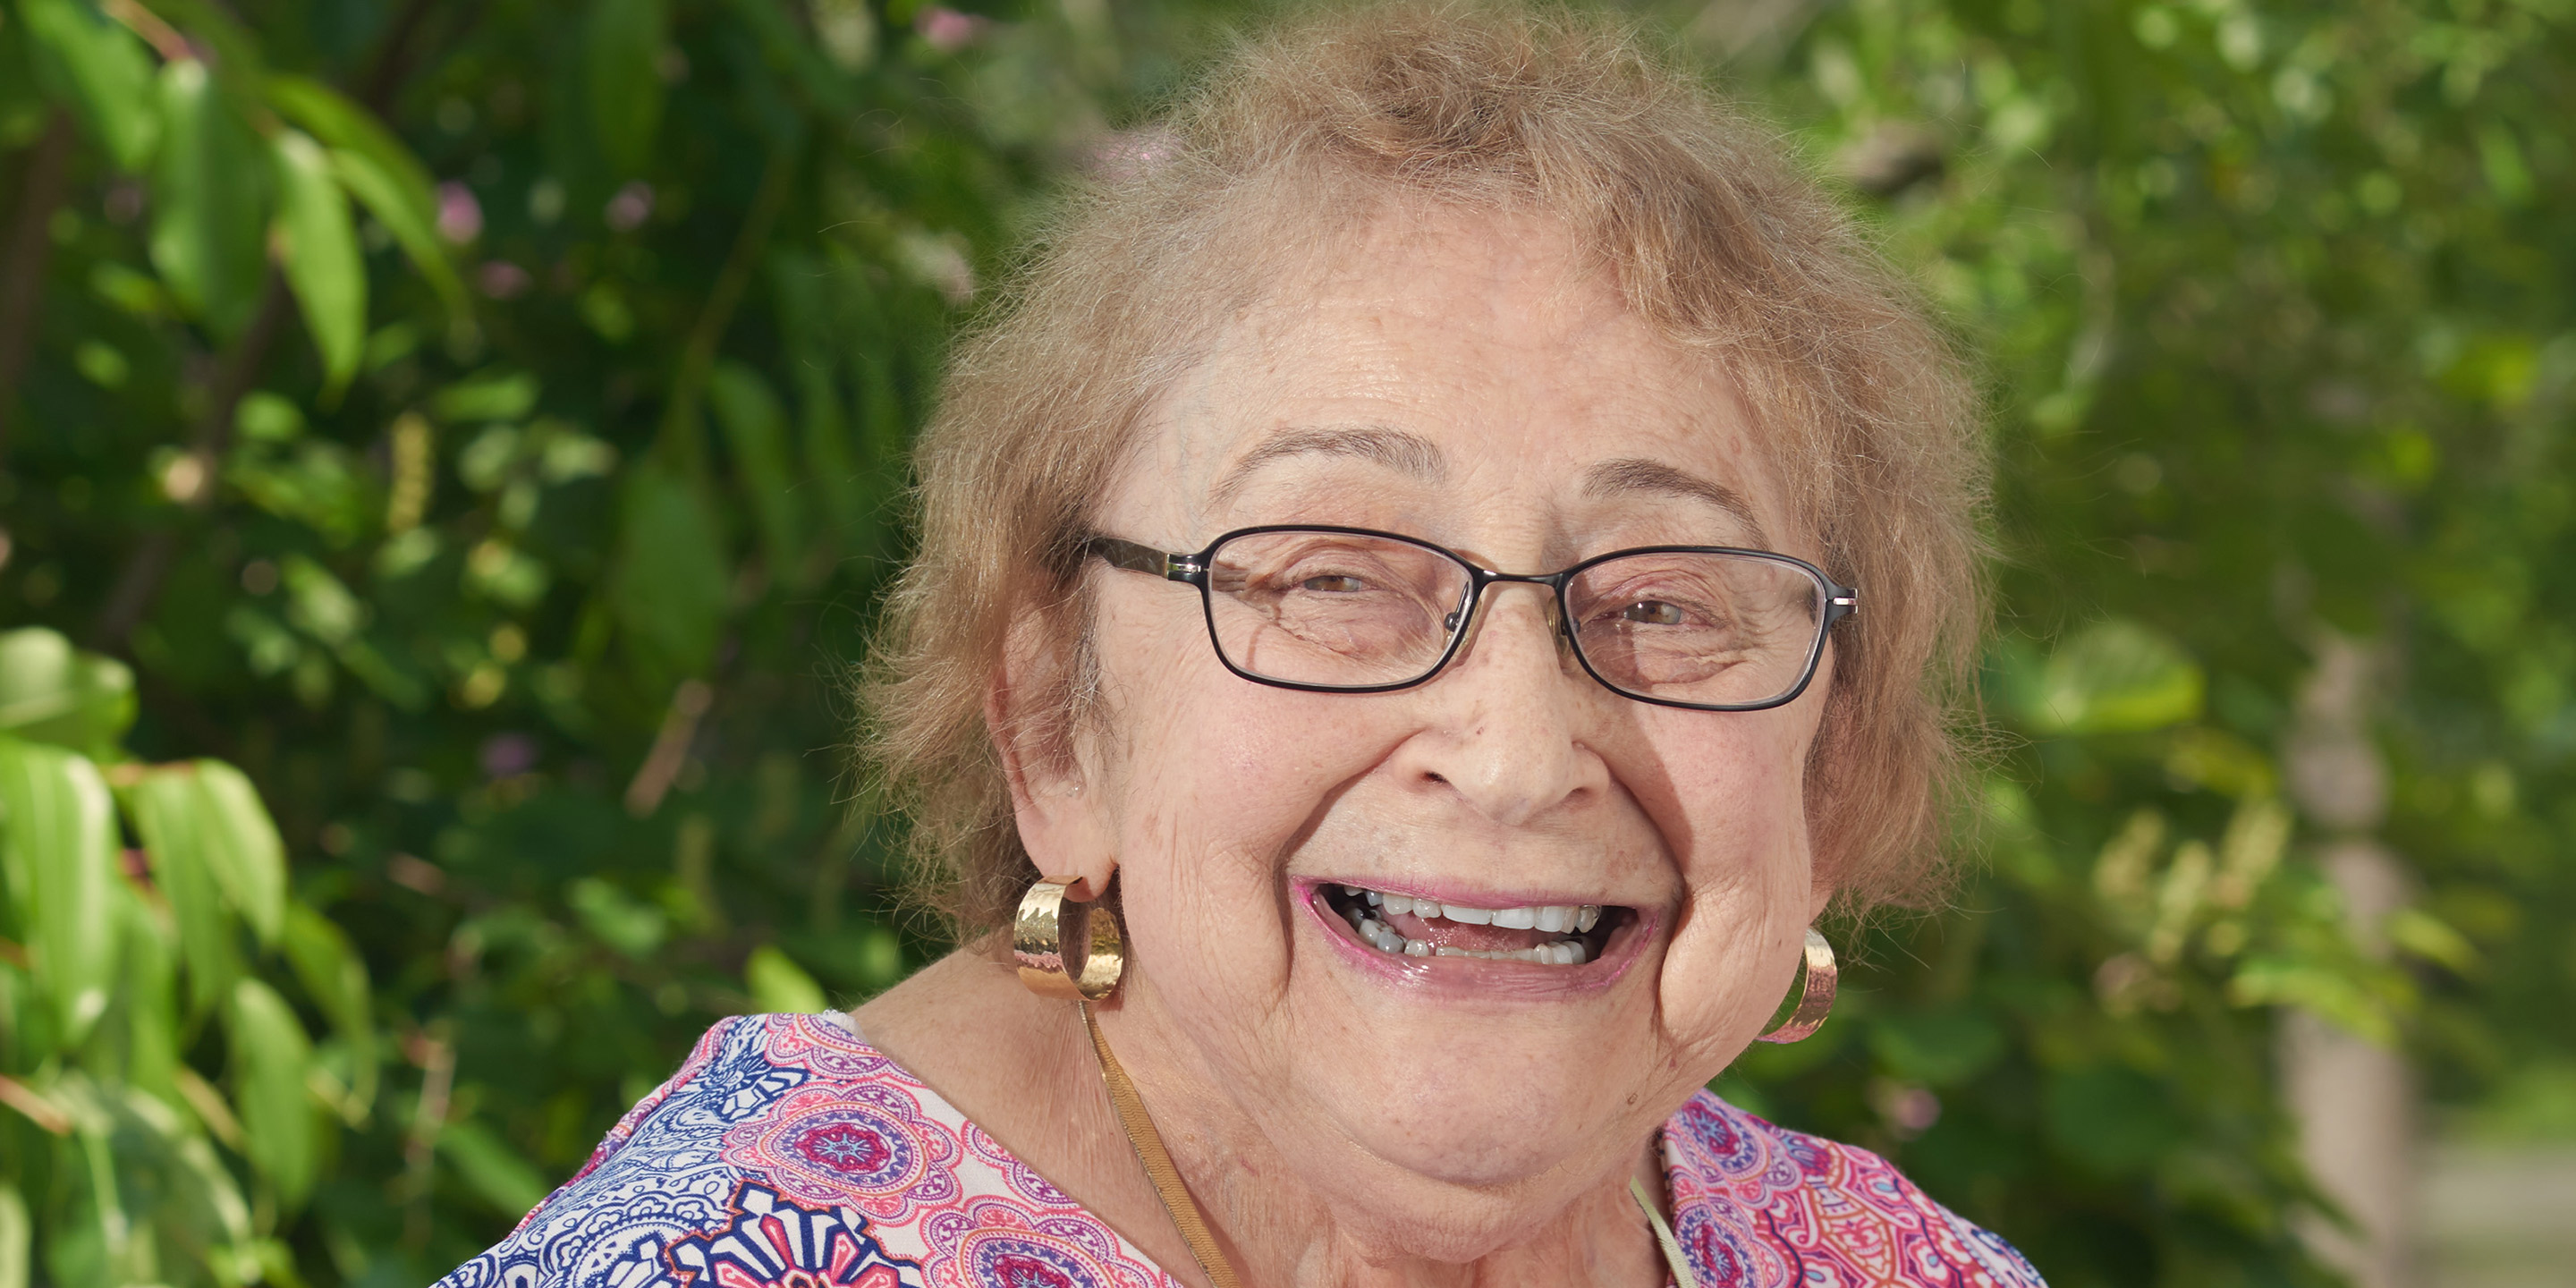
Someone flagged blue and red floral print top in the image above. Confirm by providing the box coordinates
[432,1013,2044,1288]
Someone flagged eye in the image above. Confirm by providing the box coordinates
[1300,574,1369,593]
[1616,599,1688,626]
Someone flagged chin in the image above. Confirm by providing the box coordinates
[1267,937,1669,1199]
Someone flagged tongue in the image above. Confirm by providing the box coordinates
[1380,910,1550,953]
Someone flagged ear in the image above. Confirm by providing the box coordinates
[987,609,1119,902]
[1806,877,1835,926]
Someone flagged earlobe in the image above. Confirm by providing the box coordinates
[1807,879,1836,924]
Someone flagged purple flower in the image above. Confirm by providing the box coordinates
[915,6,987,51]
[605,182,655,232]
[479,733,540,780]
[477,260,531,299]
[436,181,483,243]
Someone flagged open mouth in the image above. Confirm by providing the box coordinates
[1318,884,1629,966]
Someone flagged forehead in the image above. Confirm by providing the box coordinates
[1116,203,1802,558]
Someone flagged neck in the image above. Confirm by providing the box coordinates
[856,946,1674,1288]
[1086,975,1673,1288]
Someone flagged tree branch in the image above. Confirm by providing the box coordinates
[0,108,79,471]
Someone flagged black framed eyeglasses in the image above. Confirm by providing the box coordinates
[1083,525,1857,712]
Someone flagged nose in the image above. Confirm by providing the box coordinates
[1385,581,1608,826]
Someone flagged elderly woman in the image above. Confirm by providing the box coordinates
[440,6,2039,1287]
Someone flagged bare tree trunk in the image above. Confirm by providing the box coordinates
[2282,633,2416,1288]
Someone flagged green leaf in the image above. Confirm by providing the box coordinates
[268,130,368,394]
[120,764,244,1013]
[2015,620,2206,736]
[168,1130,260,1285]
[119,758,287,963]
[262,75,432,206]
[227,437,380,547]
[566,877,667,958]
[148,58,270,337]
[608,462,730,685]
[188,761,287,946]
[328,146,466,313]
[2227,956,2400,1044]
[709,361,808,584]
[74,1081,261,1283]
[2386,907,2479,975]
[113,882,180,1100]
[586,0,669,177]
[0,1180,29,1288]
[280,554,368,648]
[226,979,319,1206]
[280,902,374,1111]
[434,368,542,423]
[436,1118,552,1216]
[745,944,828,1013]
[43,1074,262,1284]
[0,627,136,761]
[18,0,160,171]
[265,72,465,313]
[0,737,119,1044]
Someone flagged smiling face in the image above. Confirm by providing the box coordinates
[1001,202,1838,1251]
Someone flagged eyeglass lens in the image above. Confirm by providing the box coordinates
[1201,530,1825,706]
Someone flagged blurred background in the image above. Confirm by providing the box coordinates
[0,0,2570,1284]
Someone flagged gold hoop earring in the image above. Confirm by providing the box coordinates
[1014,875,1125,1001]
[1756,927,1836,1044]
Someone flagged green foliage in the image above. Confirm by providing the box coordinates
[0,0,2568,1286]
[0,628,356,1285]
[16,0,158,172]
[149,59,268,340]
[2,0,1046,1278]
[1689,0,2576,1282]
[269,130,368,394]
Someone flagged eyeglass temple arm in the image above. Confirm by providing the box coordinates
[1083,536,1200,582]
[1825,586,1859,626]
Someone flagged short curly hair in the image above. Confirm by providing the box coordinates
[864,0,1986,936]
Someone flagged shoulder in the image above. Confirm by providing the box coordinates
[433,1012,1179,1288]
[430,1013,935,1288]
[1659,1089,2046,1288]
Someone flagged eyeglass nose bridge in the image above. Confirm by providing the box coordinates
[1438,567,1580,670]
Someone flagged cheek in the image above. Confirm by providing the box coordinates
[1631,709,1819,1063]
[1095,611,1394,979]
[1111,668,1385,865]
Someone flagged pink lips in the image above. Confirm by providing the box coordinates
[1294,878,1653,999]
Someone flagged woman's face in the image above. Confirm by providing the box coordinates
[1006,205,1835,1248]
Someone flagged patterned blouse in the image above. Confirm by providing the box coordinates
[433,1013,2046,1288]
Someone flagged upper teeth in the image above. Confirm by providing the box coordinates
[1342,886,1602,933]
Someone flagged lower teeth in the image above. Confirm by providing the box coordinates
[1344,908,1588,965]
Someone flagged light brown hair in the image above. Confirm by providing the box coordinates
[866,1,1986,936]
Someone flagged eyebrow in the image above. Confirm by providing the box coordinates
[1582,457,1770,547]
[1208,424,1448,509]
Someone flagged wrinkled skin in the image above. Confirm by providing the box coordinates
[860,204,1837,1286]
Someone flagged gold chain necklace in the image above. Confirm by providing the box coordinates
[1078,1003,1699,1288]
